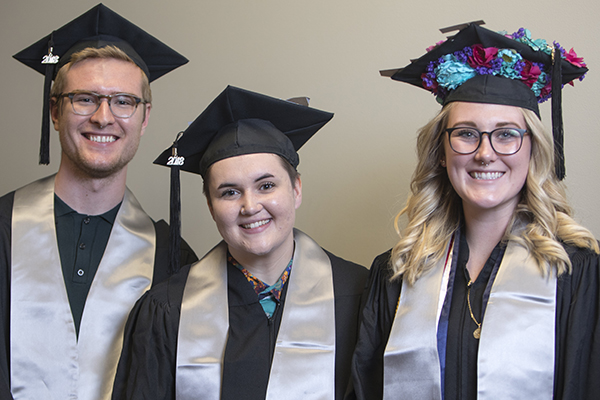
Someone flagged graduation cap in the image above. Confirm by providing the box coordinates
[13,3,189,165]
[380,21,588,180]
[154,85,334,273]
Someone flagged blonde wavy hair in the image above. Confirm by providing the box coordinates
[390,102,599,284]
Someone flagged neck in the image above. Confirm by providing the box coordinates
[54,159,127,216]
[229,235,295,285]
[462,203,514,281]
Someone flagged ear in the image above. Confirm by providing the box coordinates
[140,103,152,136]
[50,97,61,131]
[206,195,216,221]
[293,176,302,210]
[440,156,446,168]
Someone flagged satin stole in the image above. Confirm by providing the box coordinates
[383,237,556,399]
[10,175,155,400]
[176,228,336,400]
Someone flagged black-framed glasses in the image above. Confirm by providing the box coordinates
[59,91,145,118]
[445,127,527,155]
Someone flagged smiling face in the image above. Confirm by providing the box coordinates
[442,101,531,218]
[206,153,302,264]
[51,57,151,179]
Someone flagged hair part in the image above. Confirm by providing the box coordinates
[390,104,598,284]
[50,45,152,113]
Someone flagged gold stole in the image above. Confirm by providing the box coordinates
[176,229,336,400]
[383,238,557,399]
[10,175,155,400]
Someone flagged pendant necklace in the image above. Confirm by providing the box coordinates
[466,279,482,339]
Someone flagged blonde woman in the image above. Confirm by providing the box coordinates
[350,23,599,400]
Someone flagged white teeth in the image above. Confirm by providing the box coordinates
[242,219,270,229]
[471,172,504,180]
[88,135,116,143]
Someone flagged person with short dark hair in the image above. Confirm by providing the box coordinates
[112,86,368,400]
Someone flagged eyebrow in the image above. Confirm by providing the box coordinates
[215,173,275,190]
[450,120,523,129]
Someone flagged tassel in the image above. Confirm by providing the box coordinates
[40,33,59,166]
[40,60,54,165]
[168,132,185,275]
[551,46,565,180]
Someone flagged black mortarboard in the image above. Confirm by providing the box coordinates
[155,85,333,273]
[13,3,189,165]
[381,21,588,180]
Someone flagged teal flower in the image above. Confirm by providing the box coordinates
[498,49,523,79]
[435,54,476,90]
[531,72,548,97]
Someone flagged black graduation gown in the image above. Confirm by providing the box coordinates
[347,244,600,400]
[112,249,368,400]
[0,190,198,399]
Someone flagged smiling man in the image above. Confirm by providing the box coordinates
[0,4,196,400]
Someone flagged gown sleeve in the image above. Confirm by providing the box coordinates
[554,244,600,399]
[347,250,401,400]
[112,264,191,400]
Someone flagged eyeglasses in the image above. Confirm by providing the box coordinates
[59,91,145,119]
[445,127,527,155]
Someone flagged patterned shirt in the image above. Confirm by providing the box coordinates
[229,254,293,318]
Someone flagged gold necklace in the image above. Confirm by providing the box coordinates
[466,280,482,339]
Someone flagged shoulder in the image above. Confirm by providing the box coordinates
[144,262,193,311]
[0,192,14,257]
[562,243,600,280]
[323,249,368,296]
[0,192,14,222]
[153,219,198,265]
[557,243,600,302]
[363,249,402,316]
[368,249,396,285]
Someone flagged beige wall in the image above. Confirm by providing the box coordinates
[1,0,599,267]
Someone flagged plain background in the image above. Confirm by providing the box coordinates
[1,0,598,268]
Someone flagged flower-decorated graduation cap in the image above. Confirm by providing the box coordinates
[154,85,334,273]
[13,3,189,165]
[381,21,588,180]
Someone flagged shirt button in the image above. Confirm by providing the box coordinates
[77,269,85,276]
[79,243,86,250]
[83,217,91,224]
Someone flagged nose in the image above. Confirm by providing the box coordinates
[240,193,262,215]
[474,133,496,165]
[89,99,115,128]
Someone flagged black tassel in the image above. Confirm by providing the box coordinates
[168,132,184,275]
[40,34,58,166]
[551,46,565,180]
[40,62,54,165]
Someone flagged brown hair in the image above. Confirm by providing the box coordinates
[50,45,152,112]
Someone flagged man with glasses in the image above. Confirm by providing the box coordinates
[0,5,197,399]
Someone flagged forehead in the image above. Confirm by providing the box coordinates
[63,58,144,95]
[208,153,288,183]
[447,101,526,128]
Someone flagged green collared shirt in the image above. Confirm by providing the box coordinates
[54,195,121,337]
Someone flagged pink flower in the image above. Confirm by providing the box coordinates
[540,82,552,98]
[426,40,445,53]
[565,48,586,68]
[467,44,498,68]
[520,60,541,88]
